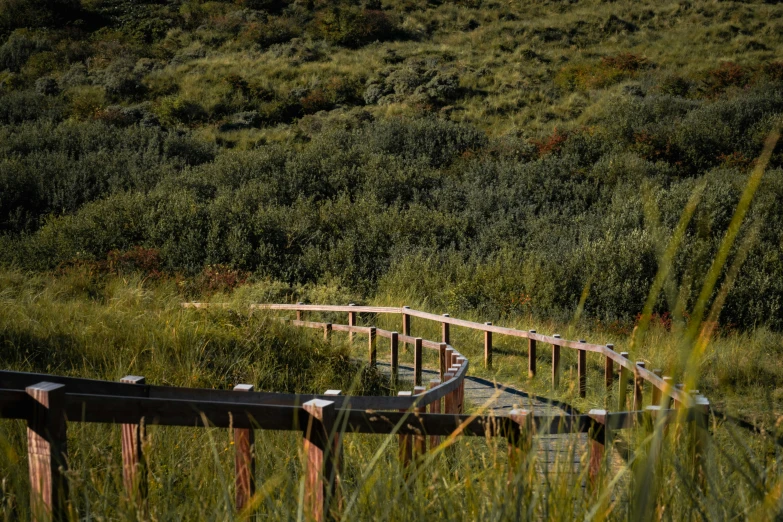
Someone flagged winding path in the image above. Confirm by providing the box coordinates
[377,362,621,477]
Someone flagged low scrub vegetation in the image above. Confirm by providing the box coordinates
[1,0,783,518]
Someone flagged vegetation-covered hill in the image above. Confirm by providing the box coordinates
[3,3,783,518]
[1,0,782,329]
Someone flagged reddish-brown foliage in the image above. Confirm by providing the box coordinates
[107,246,162,277]
[707,62,750,91]
[601,53,649,72]
[195,264,249,295]
[531,127,569,156]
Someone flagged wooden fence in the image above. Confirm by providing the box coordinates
[0,303,710,521]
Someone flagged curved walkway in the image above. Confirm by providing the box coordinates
[377,362,623,478]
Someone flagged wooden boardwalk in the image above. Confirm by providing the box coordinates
[379,362,624,480]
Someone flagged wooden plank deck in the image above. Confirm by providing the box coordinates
[377,362,626,484]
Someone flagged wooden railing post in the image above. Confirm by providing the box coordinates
[402,306,411,348]
[634,361,645,410]
[443,372,455,414]
[323,390,343,513]
[652,369,663,406]
[234,384,255,513]
[303,399,336,522]
[552,335,561,389]
[578,340,587,398]
[368,327,377,367]
[528,331,536,378]
[507,408,532,484]
[445,347,454,380]
[457,357,467,413]
[442,314,450,344]
[398,392,413,470]
[448,365,461,414]
[644,404,666,487]
[26,382,68,522]
[484,323,493,369]
[324,323,332,342]
[390,332,399,384]
[662,376,673,409]
[428,379,441,448]
[296,302,304,321]
[120,376,147,515]
[674,383,685,408]
[414,338,423,386]
[618,352,629,410]
[587,409,609,488]
[438,343,447,381]
[604,344,614,390]
[413,386,427,459]
[691,395,710,492]
[348,303,357,344]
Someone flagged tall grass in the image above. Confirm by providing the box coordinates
[1,269,782,519]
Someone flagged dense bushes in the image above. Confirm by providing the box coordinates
[0,0,81,34]
[312,6,398,48]
[0,121,213,233]
[1,1,783,331]
[2,87,782,329]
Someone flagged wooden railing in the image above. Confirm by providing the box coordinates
[213,302,697,408]
[0,303,711,521]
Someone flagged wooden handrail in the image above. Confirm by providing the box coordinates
[0,368,464,412]
[188,303,693,406]
[0,387,697,436]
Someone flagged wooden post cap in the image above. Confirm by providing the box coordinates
[121,375,145,384]
[323,390,341,396]
[303,399,334,420]
[233,384,254,392]
[587,409,607,422]
[509,409,531,427]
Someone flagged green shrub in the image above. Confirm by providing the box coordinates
[0,0,80,33]
[312,6,397,48]
[239,15,304,47]
[156,95,210,125]
[66,85,107,119]
[0,89,64,123]
[0,29,49,72]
